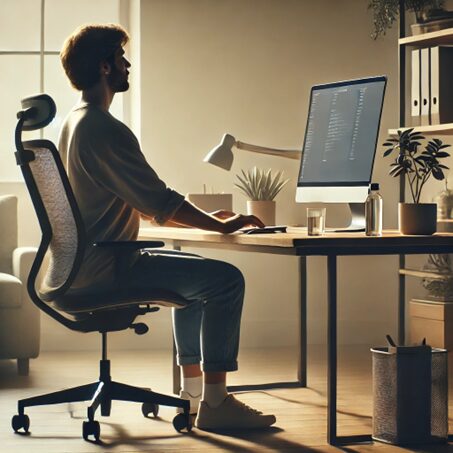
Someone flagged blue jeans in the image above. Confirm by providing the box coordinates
[120,249,245,372]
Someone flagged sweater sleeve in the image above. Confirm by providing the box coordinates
[77,115,185,225]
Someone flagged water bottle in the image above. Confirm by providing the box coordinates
[365,183,383,236]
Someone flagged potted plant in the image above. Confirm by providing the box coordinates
[368,0,447,39]
[383,128,450,234]
[235,167,289,226]
[422,253,453,301]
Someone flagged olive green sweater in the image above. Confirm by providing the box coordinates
[58,103,184,290]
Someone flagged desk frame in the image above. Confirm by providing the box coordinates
[140,229,453,446]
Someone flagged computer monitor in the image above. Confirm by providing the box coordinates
[296,76,387,231]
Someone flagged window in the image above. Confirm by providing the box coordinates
[0,0,122,181]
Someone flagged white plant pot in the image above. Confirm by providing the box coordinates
[246,200,276,226]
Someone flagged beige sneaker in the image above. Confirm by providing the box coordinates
[176,390,201,415]
[195,394,276,430]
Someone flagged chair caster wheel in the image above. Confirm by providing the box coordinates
[172,413,192,432]
[82,420,100,441]
[12,414,30,433]
[142,402,159,417]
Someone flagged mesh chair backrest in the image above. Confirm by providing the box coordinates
[23,140,85,300]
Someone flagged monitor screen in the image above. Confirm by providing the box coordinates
[297,76,386,197]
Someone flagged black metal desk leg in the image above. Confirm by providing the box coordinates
[298,256,308,387]
[172,245,182,395]
[398,253,406,345]
[326,254,373,446]
[327,254,337,444]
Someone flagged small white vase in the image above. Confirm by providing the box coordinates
[246,200,276,226]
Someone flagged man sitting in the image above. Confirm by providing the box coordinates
[58,23,276,430]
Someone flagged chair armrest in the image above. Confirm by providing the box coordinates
[93,240,165,250]
[12,247,38,282]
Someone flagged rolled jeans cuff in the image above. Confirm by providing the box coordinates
[201,361,238,372]
[177,354,201,366]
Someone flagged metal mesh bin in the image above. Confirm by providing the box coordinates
[371,342,448,445]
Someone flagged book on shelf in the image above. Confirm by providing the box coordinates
[411,49,421,127]
[420,48,431,126]
[411,46,453,126]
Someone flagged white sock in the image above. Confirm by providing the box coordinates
[182,375,202,397]
[202,382,228,408]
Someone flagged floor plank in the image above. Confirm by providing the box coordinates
[1,345,452,452]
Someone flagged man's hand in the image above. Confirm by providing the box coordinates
[170,200,264,234]
[209,210,236,220]
[209,210,264,233]
[219,214,264,234]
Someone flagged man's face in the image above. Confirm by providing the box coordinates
[107,47,130,93]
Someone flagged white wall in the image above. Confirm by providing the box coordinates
[1,0,448,351]
[137,0,402,349]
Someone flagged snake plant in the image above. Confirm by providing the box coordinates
[234,167,289,201]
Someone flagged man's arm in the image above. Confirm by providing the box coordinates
[169,200,264,234]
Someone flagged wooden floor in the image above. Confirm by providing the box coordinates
[1,345,452,452]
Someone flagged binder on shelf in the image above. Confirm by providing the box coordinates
[411,49,421,127]
[420,47,431,126]
[430,46,453,125]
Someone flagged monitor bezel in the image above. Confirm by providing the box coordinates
[296,75,387,189]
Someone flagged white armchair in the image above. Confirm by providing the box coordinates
[0,195,39,375]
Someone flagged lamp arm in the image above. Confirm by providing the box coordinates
[235,141,300,160]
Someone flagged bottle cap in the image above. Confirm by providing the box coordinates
[370,183,379,191]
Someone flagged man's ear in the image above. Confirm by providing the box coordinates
[100,60,111,76]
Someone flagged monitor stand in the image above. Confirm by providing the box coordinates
[328,203,365,233]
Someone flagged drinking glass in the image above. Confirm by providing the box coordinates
[307,208,326,236]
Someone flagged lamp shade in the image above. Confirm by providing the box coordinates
[203,133,236,170]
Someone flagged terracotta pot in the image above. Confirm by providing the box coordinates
[246,200,276,226]
[398,203,437,235]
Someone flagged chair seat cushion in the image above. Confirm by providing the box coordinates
[52,287,190,314]
[0,273,22,308]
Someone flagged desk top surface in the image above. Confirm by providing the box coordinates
[139,226,453,255]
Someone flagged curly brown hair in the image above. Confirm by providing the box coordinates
[60,24,129,91]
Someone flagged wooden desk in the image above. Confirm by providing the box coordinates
[139,227,453,445]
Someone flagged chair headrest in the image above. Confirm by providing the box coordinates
[18,94,56,131]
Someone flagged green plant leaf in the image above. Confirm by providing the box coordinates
[267,170,282,198]
[389,166,406,177]
[432,167,445,180]
[409,134,425,141]
[234,182,253,199]
[426,143,437,153]
[389,164,404,175]
[268,177,288,200]
[235,166,289,201]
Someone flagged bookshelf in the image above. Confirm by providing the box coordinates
[399,27,453,47]
[399,268,451,280]
[389,122,453,136]
[396,2,453,345]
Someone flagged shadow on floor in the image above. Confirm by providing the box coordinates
[237,389,372,422]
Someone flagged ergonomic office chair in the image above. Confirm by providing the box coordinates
[11,94,191,441]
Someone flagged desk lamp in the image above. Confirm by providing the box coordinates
[204,133,300,170]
